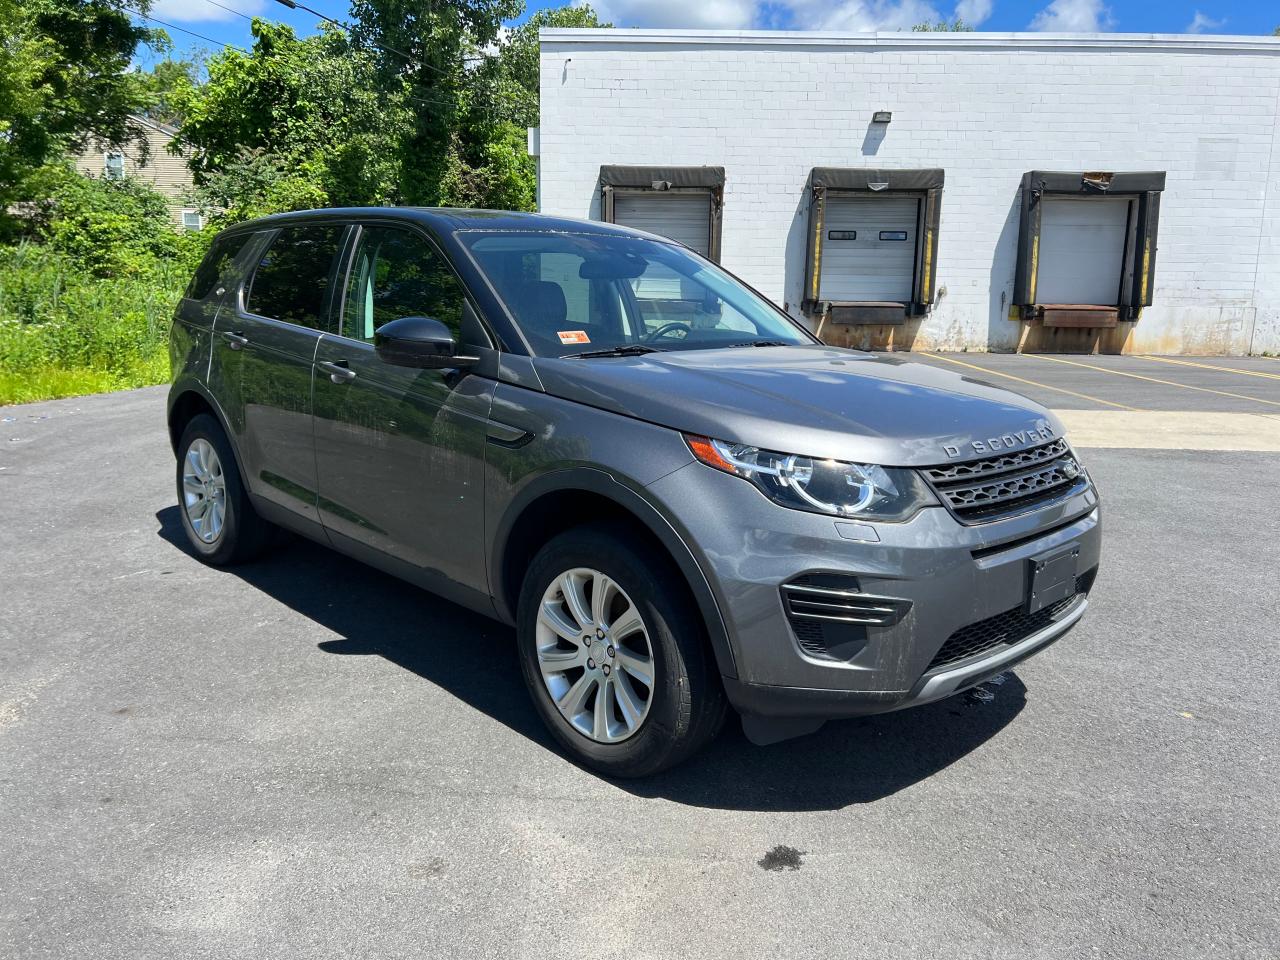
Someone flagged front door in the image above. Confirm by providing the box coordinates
[208,222,349,525]
[312,223,495,595]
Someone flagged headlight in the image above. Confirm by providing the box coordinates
[684,435,937,522]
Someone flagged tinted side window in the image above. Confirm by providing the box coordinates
[341,225,465,341]
[184,233,250,301]
[246,224,347,328]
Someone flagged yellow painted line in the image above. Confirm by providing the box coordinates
[1024,354,1280,409]
[1052,410,1280,451]
[1134,355,1280,382]
[919,353,1141,410]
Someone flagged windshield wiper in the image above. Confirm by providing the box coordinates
[724,339,794,348]
[563,344,663,359]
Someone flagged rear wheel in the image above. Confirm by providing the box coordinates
[175,413,273,565]
[517,526,726,776]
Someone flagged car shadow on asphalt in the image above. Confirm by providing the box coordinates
[157,507,1026,812]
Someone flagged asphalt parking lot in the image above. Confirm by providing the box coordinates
[2,354,1278,959]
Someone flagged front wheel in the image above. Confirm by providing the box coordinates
[516,526,726,777]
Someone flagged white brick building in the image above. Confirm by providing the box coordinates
[535,30,1280,355]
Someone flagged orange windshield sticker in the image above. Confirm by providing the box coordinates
[557,330,590,345]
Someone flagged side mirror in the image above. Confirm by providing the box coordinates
[374,316,478,369]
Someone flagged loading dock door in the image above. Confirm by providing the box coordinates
[613,194,713,258]
[819,196,919,303]
[1036,197,1131,304]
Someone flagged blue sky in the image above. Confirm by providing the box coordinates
[134,0,1280,68]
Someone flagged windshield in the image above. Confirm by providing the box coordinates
[460,231,813,357]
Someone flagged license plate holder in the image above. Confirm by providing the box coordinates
[1026,543,1081,614]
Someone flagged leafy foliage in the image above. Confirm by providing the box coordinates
[912,18,974,31]
[0,0,161,221]
[498,3,608,128]
[19,162,184,277]
[177,21,414,222]
[348,0,520,206]
[0,239,179,403]
[0,0,618,403]
[136,53,203,128]
[0,162,201,404]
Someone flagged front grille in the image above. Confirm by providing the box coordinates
[922,438,1087,523]
[926,570,1096,672]
[781,574,912,661]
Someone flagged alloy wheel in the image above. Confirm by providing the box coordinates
[535,567,656,743]
[182,438,227,544]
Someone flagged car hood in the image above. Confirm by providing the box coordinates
[531,346,1064,468]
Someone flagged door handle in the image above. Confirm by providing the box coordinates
[318,360,357,384]
[222,331,249,350]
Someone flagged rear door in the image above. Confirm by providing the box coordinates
[820,196,919,302]
[208,222,349,526]
[311,222,495,595]
[173,232,254,383]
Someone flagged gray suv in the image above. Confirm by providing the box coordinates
[168,208,1101,776]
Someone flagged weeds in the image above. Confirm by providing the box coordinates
[0,241,181,405]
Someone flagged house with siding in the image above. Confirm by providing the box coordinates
[73,115,202,230]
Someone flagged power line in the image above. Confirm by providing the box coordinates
[266,0,489,69]
[135,0,471,113]
[202,0,256,23]
[131,9,251,53]
[272,0,435,75]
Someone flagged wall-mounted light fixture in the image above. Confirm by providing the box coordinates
[872,111,893,124]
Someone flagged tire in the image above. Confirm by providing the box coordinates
[175,413,273,566]
[516,524,727,777]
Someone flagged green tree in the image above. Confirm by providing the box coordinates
[431,3,608,210]
[137,53,204,128]
[349,0,520,206]
[19,162,180,277]
[498,3,609,128]
[178,20,414,221]
[912,18,974,31]
[0,0,161,226]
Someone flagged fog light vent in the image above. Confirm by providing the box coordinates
[781,574,911,661]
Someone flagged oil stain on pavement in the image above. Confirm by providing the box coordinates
[758,846,805,872]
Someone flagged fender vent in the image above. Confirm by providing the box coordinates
[781,574,912,661]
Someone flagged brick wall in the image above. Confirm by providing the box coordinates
[538,31,1280,355]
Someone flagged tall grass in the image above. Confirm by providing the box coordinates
[0,241,182,404]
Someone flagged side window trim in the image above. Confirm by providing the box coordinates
[328,218,494,351]
[183,230,256,303]
[237,228,279,318]
[333,223,364,342]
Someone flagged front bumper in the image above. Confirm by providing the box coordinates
[645,460,1102,721]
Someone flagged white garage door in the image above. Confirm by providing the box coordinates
[819,196,919,302]
[1036,197,1132,305]
[613,193,712,257]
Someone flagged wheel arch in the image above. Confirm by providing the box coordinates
[492,469,738,680]
[166,380,249,484]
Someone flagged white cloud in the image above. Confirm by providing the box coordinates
[1029,0,1114,32]
[149,0,265,22]
[780,0,944,31]
[1185,10,1224,33]
[955,0,994,26]
[588,0,994,31]
[589,0,756,29]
